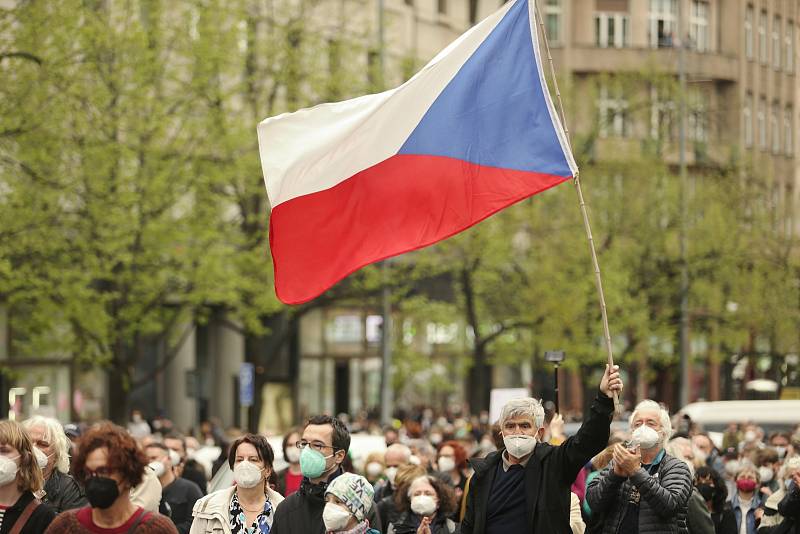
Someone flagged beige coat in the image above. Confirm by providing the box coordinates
[189,485,284,534]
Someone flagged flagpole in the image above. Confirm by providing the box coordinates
[534,1,621,414]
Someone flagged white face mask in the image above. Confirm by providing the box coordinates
[744,431,757,443]
[631,425,661,450]
[775,446,787,459]
[365,462,383,478]
[725,460,741,477]
[33,447,49,471]
[384,467,398,486]
[758,466,774,483]
[692,447,708,465]
[437,457,456,473]
[409,455,421,466]
[503,434,537,459]
[430,434,443,446]
[0,455,19,486]
[410,495,438,516]
[149,461,166,478]
[233,461,264,489]
[322,502,352,532]
[168,450,181,466]
[285,447,300,464]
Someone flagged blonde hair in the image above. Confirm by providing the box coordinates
[22,416,71,474]
[0,420,43,493]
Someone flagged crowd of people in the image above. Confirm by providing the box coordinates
[0,366,799,533]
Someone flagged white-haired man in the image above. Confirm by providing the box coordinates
[22,415,87,512]
[461,364,623,534]
[587,399,693,534]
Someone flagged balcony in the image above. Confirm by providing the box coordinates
[566,46,740,83]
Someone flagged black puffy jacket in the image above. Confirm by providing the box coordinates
[42,470,87,513]
[586,452,693,534]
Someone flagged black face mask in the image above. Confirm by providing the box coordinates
[697,483,715,502]
[85,476,120,509]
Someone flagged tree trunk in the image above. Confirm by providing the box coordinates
[460,265,491,413]
[467,345,491,413]
[107,363,131,424]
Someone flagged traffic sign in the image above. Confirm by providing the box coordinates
[239,363,255,407]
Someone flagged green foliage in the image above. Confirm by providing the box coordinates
[0,0,375,416]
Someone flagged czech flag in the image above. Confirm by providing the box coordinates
[258,0,577,305]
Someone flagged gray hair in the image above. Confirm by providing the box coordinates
[665,439,694,477]
[629,400,673,444]
[385,443,412,462]
[21,415,70,474]
[499,398,545,429]
[779,456,800,480]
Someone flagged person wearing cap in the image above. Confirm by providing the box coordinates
[323,473,380,533]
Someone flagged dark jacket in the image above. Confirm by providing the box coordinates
[389,510,458,534]
[42,470,87,513]
[377,494,401,534]
[461,391,614,534]
[587,452,693,534]
[711,503,737,534]
[0,491,56,534]
[271,470,382,534]
[688,488,715,534]
[765,484,800,534]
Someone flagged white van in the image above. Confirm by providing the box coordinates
[679,400,800,434]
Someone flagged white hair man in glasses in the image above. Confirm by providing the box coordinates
[586,399,693,534]
[461,364,623,534]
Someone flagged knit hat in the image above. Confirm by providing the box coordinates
[325,473,374,522]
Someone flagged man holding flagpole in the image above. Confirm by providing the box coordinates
[460,364,623,534]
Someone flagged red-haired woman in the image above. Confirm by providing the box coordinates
[0,420,56,533]
[45,422,177,533]
[435,441,469,501]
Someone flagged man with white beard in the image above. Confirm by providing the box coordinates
[587,400,693,534]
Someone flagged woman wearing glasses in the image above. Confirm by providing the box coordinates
[0,419,56,533]
[189,434,283,534]
[44,422,177,533]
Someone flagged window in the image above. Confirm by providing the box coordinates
[649,0,677,48]
[771,102,780,154]
[786,21,794,73]
[773,16,782,70]
[595,12,630,48]
[744,93,753,147]
[689,1,709,52]
[758,97,767,149]
[760,10,768,64]
[544,0,562,44]
[599,85,628,138]
[745,5,754,59]
[326,315,363,343]
[650,86,675,140]
[688,91,708,142]
[785,106,793,155]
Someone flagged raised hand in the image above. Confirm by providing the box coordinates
[600,364,623,398]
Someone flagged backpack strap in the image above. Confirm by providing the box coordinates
[125,510,153,534]
[9,498,41,534]
[459,474,472,522]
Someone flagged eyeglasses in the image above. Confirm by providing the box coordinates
[295,440,336,453]
[85,466,116,478]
